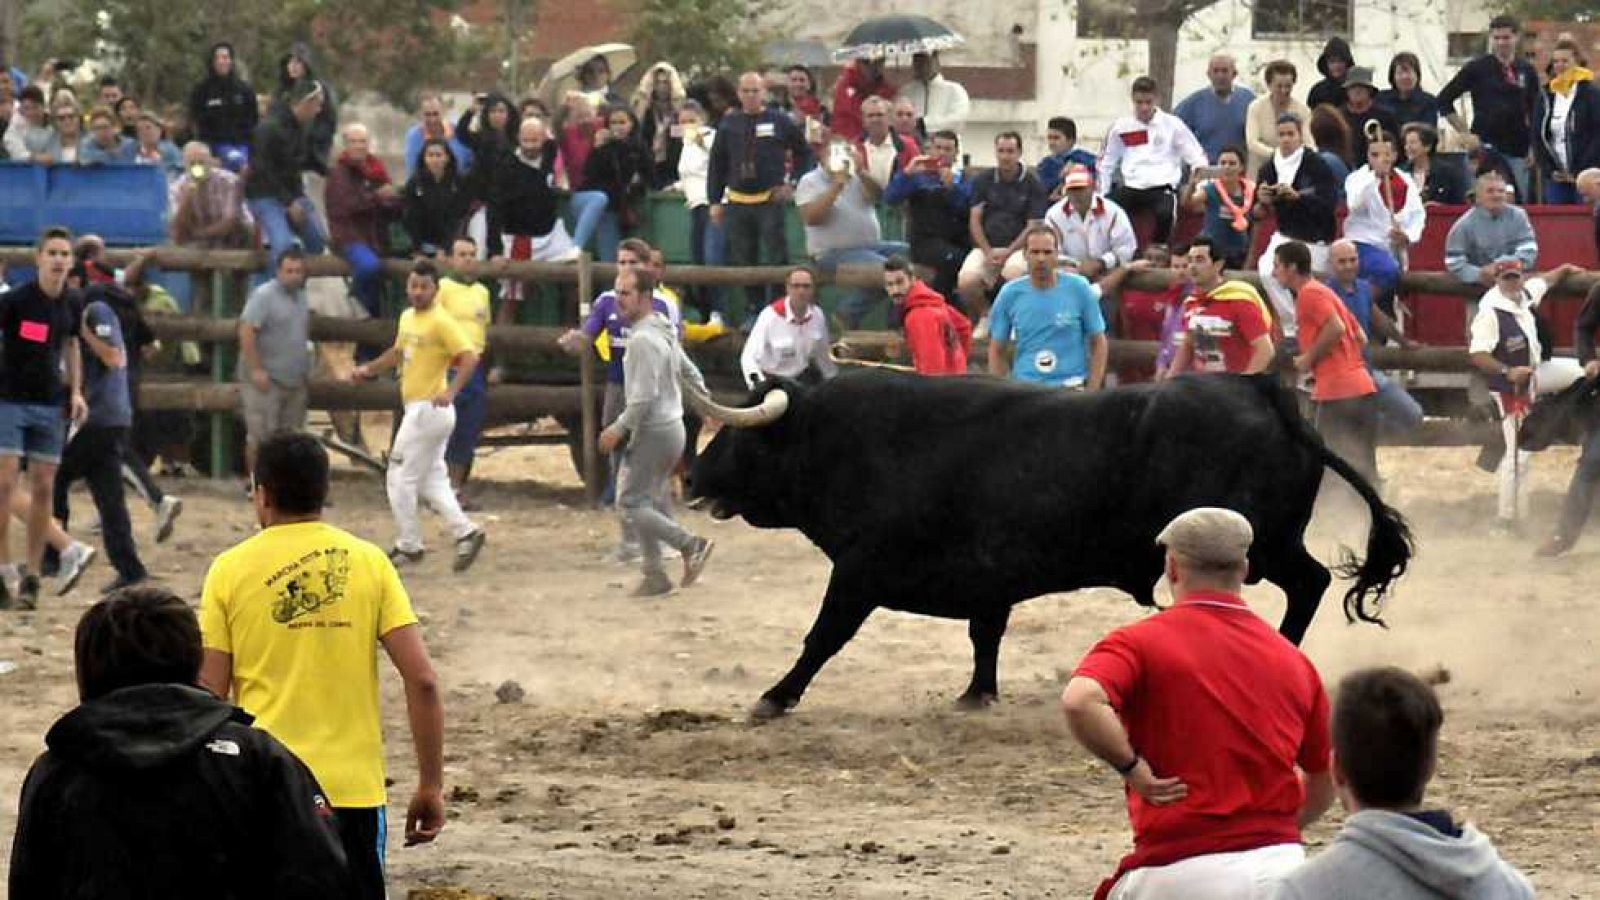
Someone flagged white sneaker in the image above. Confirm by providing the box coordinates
[56,542,97,596]
[155,496,183,543]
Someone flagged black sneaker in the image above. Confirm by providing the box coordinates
[631,571,675,597]
[102,574,150,595]
[452,529,486,573]
[388,547,425,569]
[681,537,715,588]
[18,574,42,611]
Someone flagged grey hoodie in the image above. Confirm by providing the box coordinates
[1275,809,1535,900]
[613,312,707,434]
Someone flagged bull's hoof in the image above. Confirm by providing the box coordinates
[749,697,792,721]
[954,691,999,711]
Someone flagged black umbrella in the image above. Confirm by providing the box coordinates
[833,15,965,62]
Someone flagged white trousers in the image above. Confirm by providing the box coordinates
[1257,232,1329,337]
[388,401,476,553]
[1494,394,1533,523]
[1108,843,1305,900]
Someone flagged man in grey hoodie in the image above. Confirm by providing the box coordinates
[1275,667,1535,900]
[598,268,715,596]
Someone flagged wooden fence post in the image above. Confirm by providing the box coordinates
[207,269,232,480]
[577,254,602,507]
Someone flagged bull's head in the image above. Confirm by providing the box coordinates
[1520,377,1600,451]
[683,377,801,529]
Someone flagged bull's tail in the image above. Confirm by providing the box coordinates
[1252,376,1414,626]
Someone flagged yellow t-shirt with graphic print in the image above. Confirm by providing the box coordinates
[436,277,490,354]
[395,303,473,403]
[199,520,417,808]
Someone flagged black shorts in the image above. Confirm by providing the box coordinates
[335,806,387,900]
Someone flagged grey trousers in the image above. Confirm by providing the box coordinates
[618,420,693,576]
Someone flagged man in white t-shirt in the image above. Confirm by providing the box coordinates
[793,127,907,328]
[1044,165,1137,279]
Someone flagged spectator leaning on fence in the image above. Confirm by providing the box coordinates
[1275,667,1536,900]
[959,131,1048,333]
[46,93,84,164]
[740,265,839,388]
[326,123,403,331]
[246,79,329,271]
[78,105,133,164]
[1444,171,1538,288]
[794,125,906,330]
[1044,165,1137,280]
[171,141,253,248]
[236,248,312,483]
[708,71,811,321]
[988,225,1107,389]
[9,587,356,898]
[1174,53,1254,164]
[188,42,259,170]
[1099,76,1208,247]
[1436,14,1540,200]
[132,112,182,177]
[884,255,972,376]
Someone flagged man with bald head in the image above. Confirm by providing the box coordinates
[326,122,402,327]
[708,71,811,322]
[170,141,253,247]
[489,116,578,324]
[1175,53,1256,162]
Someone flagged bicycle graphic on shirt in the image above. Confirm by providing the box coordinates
[271,549,352,625]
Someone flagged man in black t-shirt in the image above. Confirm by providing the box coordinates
[0,227,87,610]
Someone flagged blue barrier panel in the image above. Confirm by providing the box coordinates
[0,164,48,245]
[46,164,169,245]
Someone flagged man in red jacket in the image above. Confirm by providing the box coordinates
[884,256,971,375]
[830,58,896,143]
[325,122,402,329]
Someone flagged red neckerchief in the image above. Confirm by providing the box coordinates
[338,150,391,187]
[1211,178,1255,232]
[1377,169,1408,214]
[772,297,811,324]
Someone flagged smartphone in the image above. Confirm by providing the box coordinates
[1193,165,1225,180]
[804,116,823,144]
[828,141,852,173]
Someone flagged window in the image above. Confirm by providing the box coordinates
[1447,32,1486,64]
[1251,0,1352,39]
[1077,0,1140,39]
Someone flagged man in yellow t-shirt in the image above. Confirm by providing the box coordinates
[352,259,487,571]
[437,236,492,500]
[199,432,445,900]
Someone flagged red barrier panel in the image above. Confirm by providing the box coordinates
[1130,203,1597,349]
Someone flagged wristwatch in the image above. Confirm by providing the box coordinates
[1113,752,1142,776]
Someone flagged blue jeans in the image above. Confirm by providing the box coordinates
[1371,369,1424,435]
[1543,177,1580,204]
[445,364,489,469]
[690,205,727,318]
[1355,241,1401,314]
[340,242,383,317]
[814,241,910,329]
[248,197,327,273]
[568,191,618,261]
[1507,157,1531,203]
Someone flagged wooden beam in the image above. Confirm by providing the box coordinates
[137,380,584,416]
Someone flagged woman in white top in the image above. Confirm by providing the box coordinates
[1245,60,1316,177]
[1535,37,1600,205]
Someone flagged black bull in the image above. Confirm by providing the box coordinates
[687,371,1414,719]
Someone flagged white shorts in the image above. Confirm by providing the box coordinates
[1109,843,1304,900]
[500,224,579,300]
[958,247,1028,290]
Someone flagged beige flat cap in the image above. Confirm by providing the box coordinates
[1156,507,1253,566]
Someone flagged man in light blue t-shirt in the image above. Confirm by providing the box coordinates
[987,226,1108,388]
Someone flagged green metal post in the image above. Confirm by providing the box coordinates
[209,269,235,480]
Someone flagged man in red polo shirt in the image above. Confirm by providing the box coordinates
[1162,236,1274,376]
[1274,240,1380,483]
[1062,507,1335,900]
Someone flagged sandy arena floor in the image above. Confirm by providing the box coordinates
[1,439,1598,898]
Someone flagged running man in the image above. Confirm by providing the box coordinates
[352,259,487,571]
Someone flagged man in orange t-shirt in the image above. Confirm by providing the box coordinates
[1272,240,1379,482]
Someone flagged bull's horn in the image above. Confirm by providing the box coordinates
[681,381,789,428]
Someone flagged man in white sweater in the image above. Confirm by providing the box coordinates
[1099,76,1209,245]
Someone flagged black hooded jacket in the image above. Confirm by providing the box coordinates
[276,43,339,171]
[9,683,354,899]
[403,146,472,254]
[246,101,321,202]
[188,42,260,148]
[1308,37,1354,110]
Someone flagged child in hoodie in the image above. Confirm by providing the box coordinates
[1274,667,1535,900]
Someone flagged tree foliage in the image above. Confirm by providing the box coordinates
[630,0,775,83]
[1502,0,1596,23]
[19,0,478,110]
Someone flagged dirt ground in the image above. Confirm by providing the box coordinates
[2,439,1599,899]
